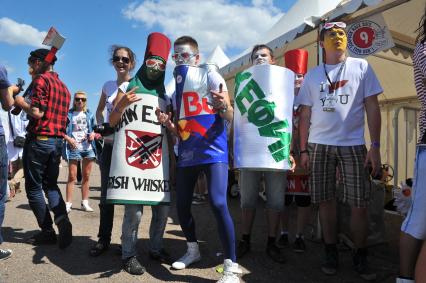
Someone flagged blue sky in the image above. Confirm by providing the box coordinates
[0,0,296,115]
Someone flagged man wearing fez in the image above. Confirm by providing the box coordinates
[278,49,311,253]
[15,49,73,249]
[109,32,172,275]
[297,22,382,280]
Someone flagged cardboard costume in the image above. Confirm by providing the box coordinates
[107,32,172,205]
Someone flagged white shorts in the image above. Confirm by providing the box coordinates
[401,144,426,240]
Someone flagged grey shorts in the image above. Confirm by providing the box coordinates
[239,169,287,211]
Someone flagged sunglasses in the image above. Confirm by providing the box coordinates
[322,22,346,30]
[112,56,130,64]
[146,59,166,71]
[75,97,86,102]
[172,52,197,61]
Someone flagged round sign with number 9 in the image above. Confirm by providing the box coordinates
[353,27,375,48]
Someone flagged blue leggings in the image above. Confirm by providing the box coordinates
[176,162,236,261]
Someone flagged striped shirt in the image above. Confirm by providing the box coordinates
[413,42,426,142]
[27,72,71,137]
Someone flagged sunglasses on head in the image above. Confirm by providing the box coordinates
[322,22,347,30]
[75,97,86,102]
[172,52,197,61]
[112,56,130,64]
[145,59,166,71]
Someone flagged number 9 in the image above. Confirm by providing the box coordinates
[360,31,369,44]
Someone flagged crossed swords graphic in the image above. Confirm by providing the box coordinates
[127,131,162,166]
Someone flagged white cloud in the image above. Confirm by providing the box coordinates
[122,0,283,55]
[0,17,46,47]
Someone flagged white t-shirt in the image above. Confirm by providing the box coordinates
[102,80,120,122]
[71,111,92,151]
[297,57,383,146]
[102,80,120,142]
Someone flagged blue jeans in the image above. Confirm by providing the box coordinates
[97,143,114,244]
[23,137,67,231]
[121,204,170,259]
[0,136,8,243]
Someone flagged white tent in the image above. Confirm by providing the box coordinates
[222,0,422,186]
[206,45,231,68]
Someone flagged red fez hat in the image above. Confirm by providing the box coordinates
[284,49,308,75]
[144,32,171,63]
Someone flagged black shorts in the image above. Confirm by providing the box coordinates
[285,194,311,207]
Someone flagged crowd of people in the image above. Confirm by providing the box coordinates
[0,14,425,283]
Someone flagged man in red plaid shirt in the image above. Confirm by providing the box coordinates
[15,48,72,249]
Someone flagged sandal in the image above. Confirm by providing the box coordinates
[89,242,109,257]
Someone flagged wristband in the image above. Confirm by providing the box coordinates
[300,150,309,155]
[371,141,380,148]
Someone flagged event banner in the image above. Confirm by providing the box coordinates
[347,13,394,58]
[107,94,170,205]
[234,64,294,170]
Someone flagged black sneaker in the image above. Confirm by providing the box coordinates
[57,218,72,249]
[0,249,12,260]
[266,243,286,264]
[236,239,251,259]
[27,230,57,245]
[293,237,306,253]
[276,233,289,248]
[321,244,338,275]
[90,241,109,257]
[123,256,145,275]
[353,248,376,281]
[149,248,172,264]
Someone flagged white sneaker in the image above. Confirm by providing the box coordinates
[217,259,241,283]
[65,202,72,213]
[81,200,94,212]
[223,259,242,274]
[172,242,201,270]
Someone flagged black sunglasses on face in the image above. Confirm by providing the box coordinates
[112,56,130,64]
[75,98,86,102]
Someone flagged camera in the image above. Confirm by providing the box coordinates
[16,78,25,91]
[93,123,115,136]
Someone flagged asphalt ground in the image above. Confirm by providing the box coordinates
[0,162,399,282]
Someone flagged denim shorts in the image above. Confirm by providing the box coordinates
[239,169,287,211]
[68,147,96,161]
[401,144,426,240]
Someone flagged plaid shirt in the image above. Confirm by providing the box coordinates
[27,72,71,137]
